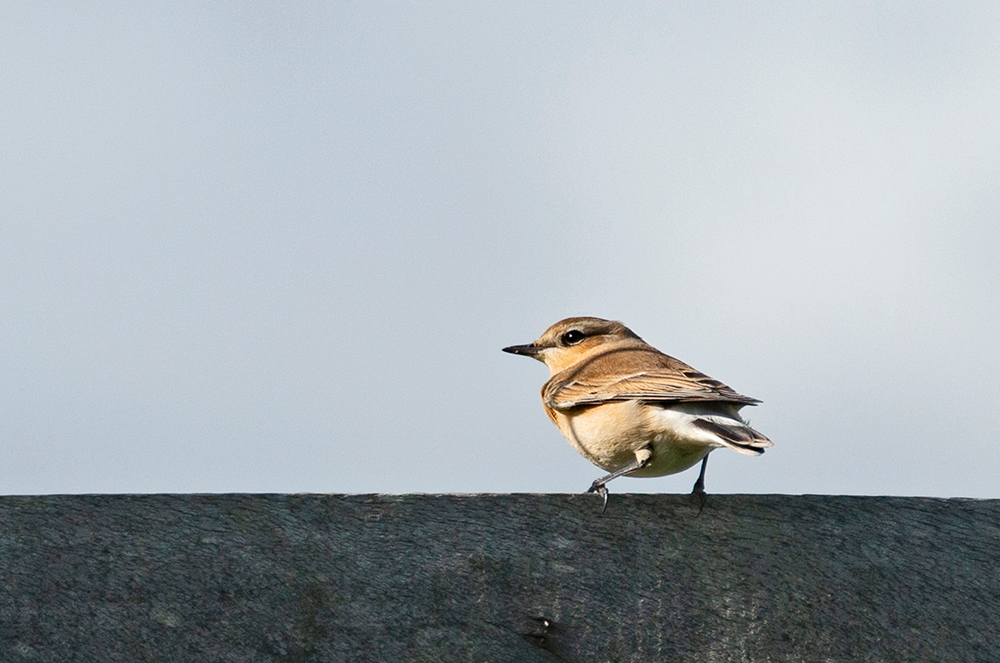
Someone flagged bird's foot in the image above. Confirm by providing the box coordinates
[690,484,707,516]
[586,481,609,514]
[690,455,709,516]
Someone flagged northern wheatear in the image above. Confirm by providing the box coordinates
[503,317,772,510]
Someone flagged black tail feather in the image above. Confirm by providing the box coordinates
[691,418,770,455]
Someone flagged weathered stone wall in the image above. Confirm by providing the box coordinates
[1,494,997,661]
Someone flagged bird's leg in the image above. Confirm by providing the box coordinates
[691,454,709,515]
[587,448,651,514]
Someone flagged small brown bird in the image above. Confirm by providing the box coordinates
[503,317,772,510]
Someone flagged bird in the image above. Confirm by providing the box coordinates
[502,316,772,511]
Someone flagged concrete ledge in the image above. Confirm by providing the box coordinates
[1,494,998,661]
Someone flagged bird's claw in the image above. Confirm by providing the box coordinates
[691,486,707,517]
[587,482,609,514]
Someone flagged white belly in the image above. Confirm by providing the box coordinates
[552,401,725,477]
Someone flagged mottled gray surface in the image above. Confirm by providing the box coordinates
[0,494,997,662]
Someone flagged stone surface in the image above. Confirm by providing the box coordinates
[0,494,998,662]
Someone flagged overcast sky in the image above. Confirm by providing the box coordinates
[2,3,998,498]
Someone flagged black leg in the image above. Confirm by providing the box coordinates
[691,454,709,515]
[586,453,650,514]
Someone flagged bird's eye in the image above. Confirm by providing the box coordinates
[561,330,586,345]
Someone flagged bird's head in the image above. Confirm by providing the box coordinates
[502,316,644,374]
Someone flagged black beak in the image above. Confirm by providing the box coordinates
[502,343,542,357]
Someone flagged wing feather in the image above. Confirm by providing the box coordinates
[543,346,760,411]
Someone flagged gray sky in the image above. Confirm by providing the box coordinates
[2,3,998,497]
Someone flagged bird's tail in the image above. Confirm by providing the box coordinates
[689,414,773,455]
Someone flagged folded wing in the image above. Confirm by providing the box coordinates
[543,346,761,411]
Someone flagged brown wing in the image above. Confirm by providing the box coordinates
[542,345,760,411]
